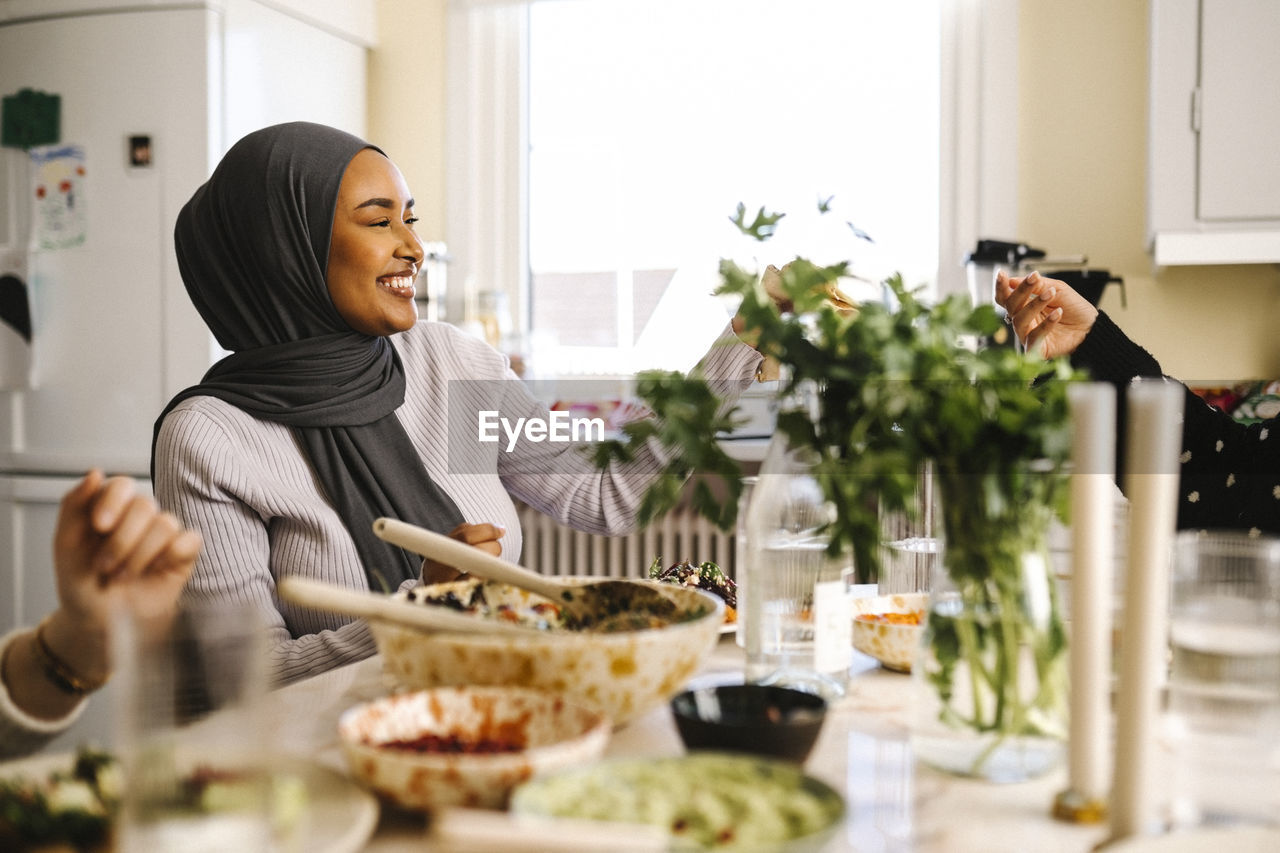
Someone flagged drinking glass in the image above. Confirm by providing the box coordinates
[1164,531,1280,827]
[113,600,273,852]
[878,461,937,595]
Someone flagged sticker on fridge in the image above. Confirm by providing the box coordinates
[0,246,32,389]
[29,144,86,250]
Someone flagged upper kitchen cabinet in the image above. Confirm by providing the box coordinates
[1148,0,1280,265]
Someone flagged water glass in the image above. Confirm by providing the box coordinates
[113,601,273,852]
[877,461,937,594]
[1164,531,1280,827]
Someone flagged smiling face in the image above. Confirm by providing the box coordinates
[326,148,423,336]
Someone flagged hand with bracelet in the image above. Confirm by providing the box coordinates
[0,470,201,755]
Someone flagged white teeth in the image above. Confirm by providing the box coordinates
[380,276,415,296]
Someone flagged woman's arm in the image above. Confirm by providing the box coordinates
[155,403,382,685]
[999,272,1280,534]
[0,470,200,759]
[493,323,760,536]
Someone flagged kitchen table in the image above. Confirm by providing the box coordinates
[262,634,1111,852]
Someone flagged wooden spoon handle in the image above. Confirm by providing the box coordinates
[278,576,534,635]
[373,518,566,602]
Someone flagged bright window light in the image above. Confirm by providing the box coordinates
[527,0,940,377]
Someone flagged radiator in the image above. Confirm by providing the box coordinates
[515,502,737,581]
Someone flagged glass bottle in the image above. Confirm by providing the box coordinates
[741,379,853,699]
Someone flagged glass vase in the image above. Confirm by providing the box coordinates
[909,464,1070,782]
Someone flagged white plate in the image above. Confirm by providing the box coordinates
[0,752,378,853]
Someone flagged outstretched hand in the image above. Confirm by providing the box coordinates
[995,270,1098,360]
[732,263,858,380]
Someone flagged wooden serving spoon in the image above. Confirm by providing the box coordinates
[373,518,683,629]
[278,576,540,635]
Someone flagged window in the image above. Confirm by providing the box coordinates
[445,0,1017,378]
[523,0,939,376]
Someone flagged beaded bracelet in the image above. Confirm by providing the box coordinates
[33,618,109,696]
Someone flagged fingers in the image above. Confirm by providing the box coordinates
[91,493,198,583]
[997,270,1054,315]
[446,522,505,560]
[1000,271,1059,342]
[147,529,202,580]
[449,522,505,547]
[87,475,142,534]
[994,270,1015,308]
[106,513,201,583]
[55,469,105,531]
[421,559,466,585]
[1024,306,1064,357]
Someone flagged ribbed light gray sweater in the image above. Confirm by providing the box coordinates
[153,321,759,685]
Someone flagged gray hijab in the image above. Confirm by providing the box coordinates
[154,121,464,591]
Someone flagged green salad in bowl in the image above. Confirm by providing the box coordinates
[509,752,844,851]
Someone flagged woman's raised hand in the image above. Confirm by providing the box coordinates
[995,270,1098,360]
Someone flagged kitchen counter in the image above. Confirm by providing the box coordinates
[265,636,1113,852]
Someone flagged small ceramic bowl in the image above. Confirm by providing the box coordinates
[670,683,828,763]
[851,592,927,673]
[338,685,609,811]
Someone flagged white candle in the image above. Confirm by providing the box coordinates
[1066,382,1117,806]
[1109,380,1184,842]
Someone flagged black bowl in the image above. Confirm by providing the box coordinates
[670,683,828,763]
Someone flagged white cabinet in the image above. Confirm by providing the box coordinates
[1148,0,1280,264]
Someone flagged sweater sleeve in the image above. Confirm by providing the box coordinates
[1071,312,1280,533]
[0,629,86,760]
[494,324,760,536]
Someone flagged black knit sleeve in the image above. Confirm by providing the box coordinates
[1070,312,1280,533]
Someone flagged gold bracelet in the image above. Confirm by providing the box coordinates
[32,617,109,696]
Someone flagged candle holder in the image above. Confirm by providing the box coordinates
[1052,789,1108,824]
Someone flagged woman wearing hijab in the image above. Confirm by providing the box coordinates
[152,122,763,685]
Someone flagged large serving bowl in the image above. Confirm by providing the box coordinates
[851,592,927,673]
[370,579,723,725]
[338,685,610,810]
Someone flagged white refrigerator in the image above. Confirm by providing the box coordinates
[0,0,373,749]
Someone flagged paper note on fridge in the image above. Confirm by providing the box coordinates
[29,144,86,250]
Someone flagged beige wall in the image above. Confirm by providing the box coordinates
[369,1,1280,382]
[1017,0,1280,383]
[368,0,448,241]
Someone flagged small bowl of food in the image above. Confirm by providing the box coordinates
[648,557,737,630]
[670,683,828,764]
[337,685,610,811]
[371,577,723,725]
[510,753,845,851]
[851,592,927,673]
